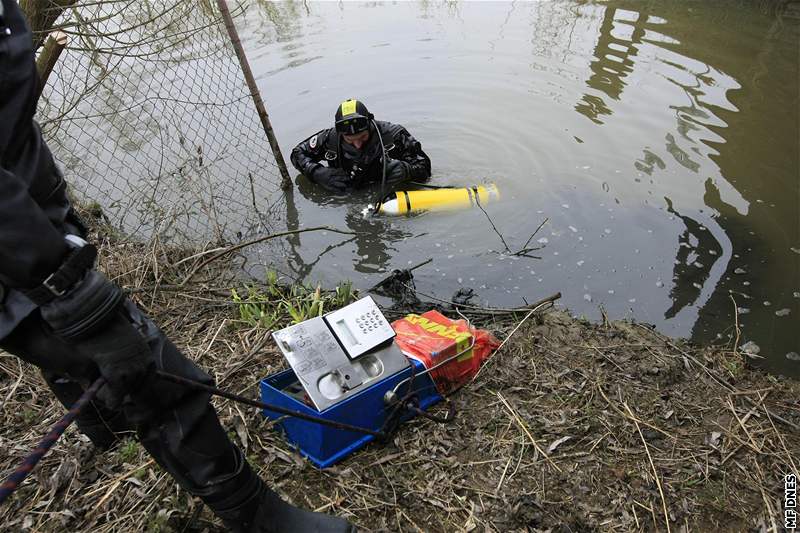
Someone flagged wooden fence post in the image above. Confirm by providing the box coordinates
[216,0,292,190]
[36,31,67,100]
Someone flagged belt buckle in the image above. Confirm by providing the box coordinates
[42,273,67,297]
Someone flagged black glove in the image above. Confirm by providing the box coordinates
[310,165,351,192]
[40,270,155,403]
[385,158,411,185]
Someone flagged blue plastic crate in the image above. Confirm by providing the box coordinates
[260,359,441,468]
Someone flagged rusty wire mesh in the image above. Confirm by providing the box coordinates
[36,0,285,243]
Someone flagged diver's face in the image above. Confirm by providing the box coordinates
[342,130,370,151]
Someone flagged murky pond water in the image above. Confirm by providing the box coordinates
[234,1,799,377]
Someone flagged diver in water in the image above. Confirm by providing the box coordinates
[290,99,431,192]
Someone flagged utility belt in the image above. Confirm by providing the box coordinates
[0,236,96,310]
[24,236,96,305]
[0,173,92,309]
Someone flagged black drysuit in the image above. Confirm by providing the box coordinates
[0,0,250,520]
[290,121,431,190]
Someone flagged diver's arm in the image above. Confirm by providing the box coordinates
[290,129,331,177]
[390,127,431,181]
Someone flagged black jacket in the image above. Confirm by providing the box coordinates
[290,120,431,189]
[0,0,79,337]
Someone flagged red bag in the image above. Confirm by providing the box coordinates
[392,310,500,395]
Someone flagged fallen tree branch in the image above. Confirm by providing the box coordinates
[402,285,561,315]
[179,226,361,287]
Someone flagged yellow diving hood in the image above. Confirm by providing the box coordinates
[377,184,500,215]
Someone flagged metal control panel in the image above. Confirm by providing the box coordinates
[324,296,395,359]
[272,297,409,411]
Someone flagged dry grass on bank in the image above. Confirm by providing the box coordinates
[1,221,798,532]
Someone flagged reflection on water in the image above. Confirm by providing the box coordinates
[575,7,646,124]
[663,196,722,320]
[237,0,798,376]
[280,176,412,279]
[282,183,357,282]
[249,0,306,45]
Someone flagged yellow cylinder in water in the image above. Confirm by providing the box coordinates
[379,184,499,215]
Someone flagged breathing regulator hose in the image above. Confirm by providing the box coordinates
[366,119,474,216]
[371,119,389,215]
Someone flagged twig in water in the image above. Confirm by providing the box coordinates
[248,172,261,215]
[403,284,560,316]
[475,200,512,253]
[514,217,549,256]
[172,245,228,268]
[474,196,547,258]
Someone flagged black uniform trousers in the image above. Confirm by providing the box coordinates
[0,299,241,500]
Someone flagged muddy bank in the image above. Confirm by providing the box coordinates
[0,224,797,532]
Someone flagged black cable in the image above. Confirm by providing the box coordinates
[1,367,454,505]
[378,361,417,438]
[158,369,456,438]
[407,400,456,424]
[155,370,386,438]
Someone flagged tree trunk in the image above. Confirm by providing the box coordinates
[19,0,78,50]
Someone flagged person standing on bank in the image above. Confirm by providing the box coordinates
[291,99,431,192]
[0,2,353,531]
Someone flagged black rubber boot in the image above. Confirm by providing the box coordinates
[203,449,356,533]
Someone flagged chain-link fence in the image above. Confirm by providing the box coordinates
[35,0,286,243]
